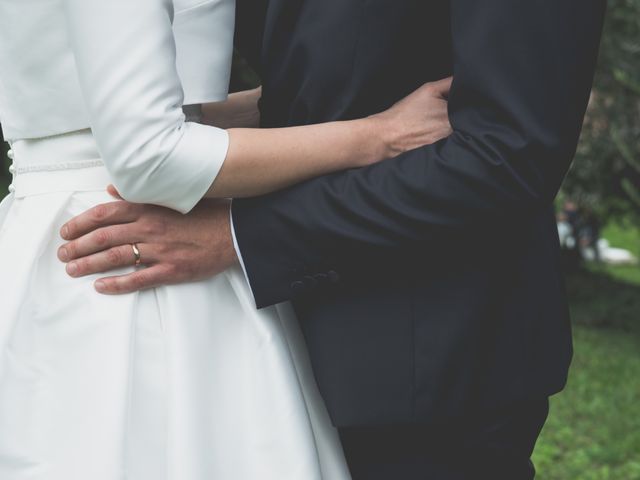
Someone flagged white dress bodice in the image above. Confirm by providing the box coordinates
[0,0,234,213]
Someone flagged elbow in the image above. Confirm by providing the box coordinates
[95,122,182,206]
[103,143,179,208]
[91,111,225,213]
[106,152,156,203]
[98,122,226,214]
[109,169,151,205]
[453,129,573,215]
[509,133,577,206]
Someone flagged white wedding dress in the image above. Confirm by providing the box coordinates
[0,0,350,479]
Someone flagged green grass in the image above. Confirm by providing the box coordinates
[599,219,640,286]
[534,326,640,480]
[566,265,640,332]
[534,221,640,479]
[564,219,640,331]
[603,219,640,259]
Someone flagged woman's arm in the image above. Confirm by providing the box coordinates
[208,78,452,198]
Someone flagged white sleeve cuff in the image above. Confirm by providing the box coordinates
[170,123,230,214]
[117,122,229,214]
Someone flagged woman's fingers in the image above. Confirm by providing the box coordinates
[429,76,453,98]
[65,243,156,278]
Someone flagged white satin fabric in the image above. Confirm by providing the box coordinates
[0,132,351,479]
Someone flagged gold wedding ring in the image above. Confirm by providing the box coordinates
[131,243,142,267]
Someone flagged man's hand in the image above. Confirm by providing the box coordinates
[58,196,238,294]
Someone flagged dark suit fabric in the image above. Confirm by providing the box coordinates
[233,0,606,427]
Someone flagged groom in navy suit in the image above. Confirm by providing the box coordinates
[61,0,607,478]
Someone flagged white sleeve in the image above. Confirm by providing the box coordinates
[173,0,235,105]
[63,0,230,213]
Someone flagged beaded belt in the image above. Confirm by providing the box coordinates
[6,129,112,198]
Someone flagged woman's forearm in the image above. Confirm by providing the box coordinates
[206,117,388,199]
[204,78,453,200]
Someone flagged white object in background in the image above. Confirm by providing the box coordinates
[557,221,576,249]
[597,238,638,265]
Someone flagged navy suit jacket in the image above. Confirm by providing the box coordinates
[232,0,606,427]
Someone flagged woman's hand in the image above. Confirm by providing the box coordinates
[370,77,453,158]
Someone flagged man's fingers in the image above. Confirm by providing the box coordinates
[58,223,141,262]
[61,201,140,241]
[65,244,156,278]
[94,265,173,295]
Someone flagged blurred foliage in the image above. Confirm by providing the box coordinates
[562,0,640,225]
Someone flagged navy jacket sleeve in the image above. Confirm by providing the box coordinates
[232,0,607,309]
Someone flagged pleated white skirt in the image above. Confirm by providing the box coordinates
[0,131,350,480]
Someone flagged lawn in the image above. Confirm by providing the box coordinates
[534,221,640,479]
[604,220,640,259]
[535,326,640,479]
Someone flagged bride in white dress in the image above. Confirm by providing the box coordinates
[0,0,451,478]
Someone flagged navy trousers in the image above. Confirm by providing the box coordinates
[339,398,550,480]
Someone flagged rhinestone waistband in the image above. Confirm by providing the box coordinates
[6,130,111,197]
